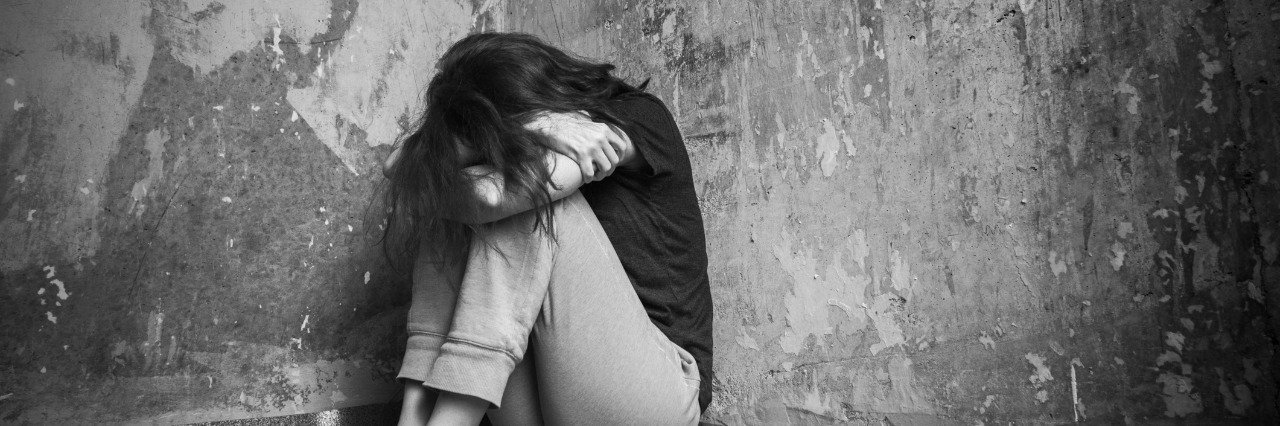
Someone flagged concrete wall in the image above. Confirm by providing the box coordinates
[0,0,499,423]
[507,0,1279,423]
[1,0,1276,424]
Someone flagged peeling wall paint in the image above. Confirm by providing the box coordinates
[2,0,1277,424]
[0,0,155,269]
[509,0,1279,423]
[0,0,497,423]
[284,0,486,174]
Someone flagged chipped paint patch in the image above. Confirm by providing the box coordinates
[867,293,907,355]
[815,118,850,177]
[1165,331,1185,353]
[129,129,170,217]
[1156,372,1203,417]
[161,0,331,74]
[1118,221,1134,238]
[1025,353,1053,385]
[1114,68,1140,115]
[1109,241,1127,271]
[1197,52,1223,80]
[1246,281,1264,304]
[49,279,69,300]
[978,333,995,350]
[1195,82,1218,113]
[850,228,870,272]
[773,231,871,354]
[1048,250,1068,277]
[286,0,477,174]
[889,249,912,297]
[1048,340,1065,356]
[735,326,761,351]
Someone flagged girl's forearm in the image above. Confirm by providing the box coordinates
[455,152,584,224]
[425,391,488,426]
[399,381,437,426]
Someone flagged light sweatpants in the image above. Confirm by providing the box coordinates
[397,191,702,425]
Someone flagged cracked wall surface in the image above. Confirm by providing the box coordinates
[2,0,1278,424]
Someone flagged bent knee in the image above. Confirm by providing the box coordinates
[471,191,593,239]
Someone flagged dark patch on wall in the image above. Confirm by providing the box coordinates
[640,6,676,38]
[0,107,55,228]
[959,173,979,225]
[56,33,126,72]
[669,33,738,76]
[190,2,227,22]
[297,0,360,84]
[0,7,406,417]
[1081,194,1094,252]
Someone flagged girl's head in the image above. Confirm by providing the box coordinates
[380,32,640,269]
[429,32,633,122]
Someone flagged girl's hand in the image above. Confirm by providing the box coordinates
[526,111,626,183]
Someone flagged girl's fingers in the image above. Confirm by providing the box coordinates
[578,155,596,182]
[602,134,620,166]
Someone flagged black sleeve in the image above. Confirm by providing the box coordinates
[611,93,686,179]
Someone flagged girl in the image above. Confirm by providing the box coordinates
[381,32,712,425]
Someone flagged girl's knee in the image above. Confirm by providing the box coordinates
[472,191,595,243]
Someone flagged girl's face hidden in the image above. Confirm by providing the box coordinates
[456,139,479,164]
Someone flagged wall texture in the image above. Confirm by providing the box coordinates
[1,0,1277,424]
[1,0,498,423]
[508,0,1279,424]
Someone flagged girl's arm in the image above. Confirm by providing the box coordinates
[398,381,436,426]
[526,112,643,181]
[381,119,639,225]
[460,119,640,224]
[383,144,581,225]
[383,145,405,178]
[455,151,584,224]
[425,391,487,426]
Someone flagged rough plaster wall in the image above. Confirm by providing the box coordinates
[1,0,1277,424]
[0,0,501,423]
[509,0,1279,424]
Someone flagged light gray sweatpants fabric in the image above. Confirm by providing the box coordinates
[397,191,701,425]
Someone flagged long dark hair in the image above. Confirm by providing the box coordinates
[380,32,644,270]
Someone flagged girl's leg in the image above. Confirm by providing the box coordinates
[403,192,699,424]
[485,192,700,425]
[484,355,542,426]
[397,209,546,425]
[522,192,701,425]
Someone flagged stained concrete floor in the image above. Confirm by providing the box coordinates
[197,403,400,426]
